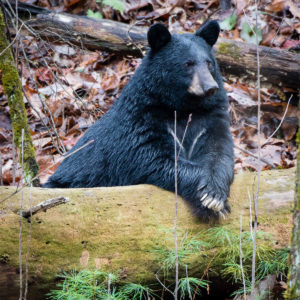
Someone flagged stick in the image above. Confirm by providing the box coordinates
[21,196,69,218]
[240,215,247,299]
[174,110,179,300]
[262,94,293,147]
[251,0,261,292]
[0,151,3,185]
[19,128,24,300]
[234,145,275,168]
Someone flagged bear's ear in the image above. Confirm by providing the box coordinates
[147,23,171,53]
[195,20,220,47]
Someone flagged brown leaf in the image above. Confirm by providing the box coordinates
[101,71,120,92]
[144,7,172,20]
[34,67,54,85]
[265,0,287,13]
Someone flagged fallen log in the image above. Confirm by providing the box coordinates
[23,12,300,90]
[0,168,295,292]
[4,0,300,88]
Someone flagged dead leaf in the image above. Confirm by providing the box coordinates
[265,0,287,13]
[101,71,120,92]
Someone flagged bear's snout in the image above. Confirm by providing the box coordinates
[188,67,219,97]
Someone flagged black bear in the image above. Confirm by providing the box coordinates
[44,20,234,219]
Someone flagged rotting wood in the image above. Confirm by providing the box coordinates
[28,13,300,90]
[4,1,300,89]
[21,196,69,218]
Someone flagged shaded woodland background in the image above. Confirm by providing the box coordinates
[0,0,299,186]
[0,1,299,299]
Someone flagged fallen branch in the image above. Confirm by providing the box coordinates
[21,196,69,218]
[234,144,275,168]
[3,1,300,89]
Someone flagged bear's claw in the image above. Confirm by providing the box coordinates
[201,193,208,201]
[201,195,225,212]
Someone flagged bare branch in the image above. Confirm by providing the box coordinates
[251,0,262,292]
[19,128,24,300]
[234,145,275,168]
[174,111,179,300]
[24,184,33,300]
[155,273,175,296]
[262,94,293,147]
[240,215,247,299]
[21,196,69,218]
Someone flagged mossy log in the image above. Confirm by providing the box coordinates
[0,168,295,290]
[0,9,39,185]
[23,12,300,90]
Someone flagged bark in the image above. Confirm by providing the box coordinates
[28,13,300,89]
[4,1,300,89]
[219,0,232,11]
[0,9,39,185]
[285,123,300,299]
[0,168,295,289]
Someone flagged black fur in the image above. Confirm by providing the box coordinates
[44,21,234,220]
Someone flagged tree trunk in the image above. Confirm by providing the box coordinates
[0,9,39,185]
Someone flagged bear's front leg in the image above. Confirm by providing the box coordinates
[187,111,234,218]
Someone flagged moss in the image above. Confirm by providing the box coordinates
[0,11,39,184]
[217,42,242,60]
[0,169,294,287]
[285,114,300,299]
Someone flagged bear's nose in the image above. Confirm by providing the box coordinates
[204,85,218,96]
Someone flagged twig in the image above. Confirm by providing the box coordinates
[0,139,94,204]
[247,188,253,240]
[251,0,261,292]
[240,215,247,300]
[185,264,192,300]
[0,151,3,185]
[21,196,69,218]
[24,184,33,300]
[177,113,192,159]
[234,145,275,168]
[19,128,24,300]
[174,110,179,300]
[107,273,112,299]
[262,94,293,147]
[155,273,174,296]
[127,20,146,57]
[0,22,24,56]
[12,135,16,186]
[192,251,219,300]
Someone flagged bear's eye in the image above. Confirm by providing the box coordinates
[185,60,196,68]
[207,61,213,70]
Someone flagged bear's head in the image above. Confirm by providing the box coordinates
[144,20,225,111]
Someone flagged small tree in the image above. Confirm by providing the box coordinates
[0,9,39,185]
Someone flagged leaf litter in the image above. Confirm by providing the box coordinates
[0,0,299,185]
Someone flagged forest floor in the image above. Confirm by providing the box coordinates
[0,0,299,185]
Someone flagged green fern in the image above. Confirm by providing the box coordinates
[178,277,208,299]
[121,283,156,300]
